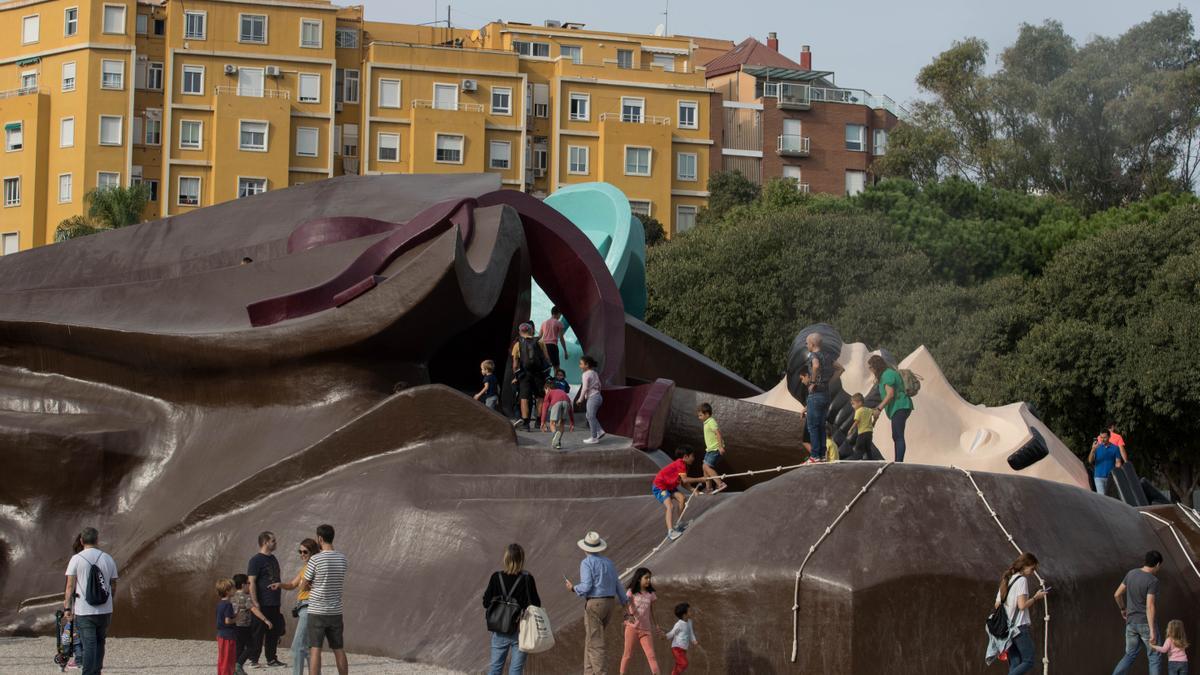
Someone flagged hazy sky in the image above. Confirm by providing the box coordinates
[363,0,1194,105]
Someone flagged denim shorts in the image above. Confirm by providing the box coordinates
[652,486,677,504]
[703,450,720,468]
[307,613,344,650]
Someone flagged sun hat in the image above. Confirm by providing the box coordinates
[577,531,607,553]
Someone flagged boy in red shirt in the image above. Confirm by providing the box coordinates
[540,379,574,449]
[653,447,705,540]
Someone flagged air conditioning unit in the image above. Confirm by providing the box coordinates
[224,64,238,75]
[544,20,562,28]
[335,102,344,112]
[264,65,281,78]
[534,168,546,178]
[461,79,478,92]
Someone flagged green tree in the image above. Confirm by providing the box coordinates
[85,183,151,229]
[54,215,104,242]
[641,215,665,246]
[702,170,760,223]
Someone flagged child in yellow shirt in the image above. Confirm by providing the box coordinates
[849,393,876,460]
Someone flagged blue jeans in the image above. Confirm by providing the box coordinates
[1113,622,1164,675]
[1008,625,1037,675]
[291,605,309,675]
[1095,476,1109,496]
[891,407,912,462]
[77,613,111,675]
[489,630,527,675]
[806,391,829,460]
[1169,663,1189,675]
[586,394,604,439]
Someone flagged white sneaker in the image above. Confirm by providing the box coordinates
[582,437,599,444]
[667,528,683,541]
[596,431,607,440]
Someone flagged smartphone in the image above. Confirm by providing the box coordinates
[1042,586,1053,593]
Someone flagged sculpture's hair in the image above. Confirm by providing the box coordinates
[867,355,888,378]
[503,543,525,575]
[999,552,1039,601]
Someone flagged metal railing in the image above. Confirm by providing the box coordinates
[777,134,811,154]
[599,112,671,125]
[214,86,290,99]
[766,83,909,118]
[0,86,43,100]
[778,83,810,108]
[412,99,485,112]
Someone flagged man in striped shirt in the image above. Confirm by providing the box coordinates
[301,524,348,675]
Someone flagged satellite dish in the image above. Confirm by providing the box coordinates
[654,23,665,37]
[470,29,481,43]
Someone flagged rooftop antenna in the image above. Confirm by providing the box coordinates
[662,0,669,36]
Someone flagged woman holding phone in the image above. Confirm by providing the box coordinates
[996,552,1048,675]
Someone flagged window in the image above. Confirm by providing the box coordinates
[512,40,549,57]
[102,60,124,89]
[149,62,164,90]
[335,27,358,48]
[239,121,268,151]
[783,165,802,186]
[873,128,888,156]
[136,13,148,34]
[677,101,698,129]
[99,115,122,146]
[97,172,119,189]
[378,79,401,108]
[300,19,322,48]
[435,134,463,164]
[569,93,589,121]
[178,176,200,206]
[845,170,866,196]
[64,7,78,36]
[625,147,651,176]
[20,71,37,92]
[240,14,266,43]
[652,54,675,72]
[179,120,202,149]
[621,97,644,123]
[2,233,17,255]
[62,62,76,92]
[102,4,125,34]
[489,141,511,170]
[58,174,72,203]
[184,11,206,40]
[60,117,74,147]
[568,146,588,174]
[845,124,866,152]
[490,87,510,115]
[677,152,697,181]
[238,68,264,97]
[377,132,399,162]
[141,179,158,202]
[238,177,267,198]
[296,127,319,157]
[182,65,204,95]
[343,69,360,104]
[22,15,39,44]
[629,200,651,218]
[533,148,547,171]
[561,45,582,64]
[534,103,548,118]
[298,73,320,103]
[433,83,457,110]
[3,177,19,207]
[341,123,358,157]
[153,18,164,35]
[616,49,633,69]
[676,205,698,233]
[5,123,22,152]
[532,83,549,119]
[144,115,161,145]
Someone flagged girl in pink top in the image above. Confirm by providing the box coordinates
[620,568,662,675]
[1150,619,1189,673]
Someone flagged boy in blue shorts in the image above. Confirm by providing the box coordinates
[696,403,728,494]
[653,447,705,540]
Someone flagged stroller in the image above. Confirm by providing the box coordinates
[54,609,78,671]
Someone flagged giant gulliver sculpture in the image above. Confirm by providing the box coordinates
[2,174,1199,674]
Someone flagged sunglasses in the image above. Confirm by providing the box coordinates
[298,550,310,555]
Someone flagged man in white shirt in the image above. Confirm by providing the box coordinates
[63,527,119,675]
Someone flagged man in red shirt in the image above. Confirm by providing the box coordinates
[653,448,705,541]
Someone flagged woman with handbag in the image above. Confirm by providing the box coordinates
[483,543,541,675]
[275,538,319,675]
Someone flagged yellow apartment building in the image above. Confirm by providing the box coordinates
[0,1,712,255]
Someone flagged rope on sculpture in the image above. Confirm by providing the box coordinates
[789,463,891,663]
[1176,503,1200,532]
[955,466,1051,675]
[1140,510,1200,582]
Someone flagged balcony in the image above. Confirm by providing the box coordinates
[777,134,810,156]
[764,83,910,118]
[214,86,290,100]
[0,86,43,100]
[598,112,671,125]
[412,99,485,112]
[777,83,810,110]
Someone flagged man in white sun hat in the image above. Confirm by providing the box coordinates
[564,531,626,674]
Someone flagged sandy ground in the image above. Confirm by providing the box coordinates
[0,637,463,674]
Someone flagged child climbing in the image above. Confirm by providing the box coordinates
[653,447,706,540]
[696,403,728,494]
[540,379,575,449]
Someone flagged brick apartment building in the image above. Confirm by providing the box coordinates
[703,34,903,196]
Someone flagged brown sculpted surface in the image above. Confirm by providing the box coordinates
[2,175,1198,673]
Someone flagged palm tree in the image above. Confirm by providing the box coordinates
[85,183,151,229]
[54,215,104,242]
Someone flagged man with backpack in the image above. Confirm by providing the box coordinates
[63,527,119,675]
[510,321,551,432]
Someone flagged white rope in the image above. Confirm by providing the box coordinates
[1177,503,1200,532]
[954,466,1051,674]
[789,463,890,663]
[1140,510,1200,582]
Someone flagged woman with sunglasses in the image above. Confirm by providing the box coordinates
[277,538,320,675]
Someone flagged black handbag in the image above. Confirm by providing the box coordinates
[485,573,525,634]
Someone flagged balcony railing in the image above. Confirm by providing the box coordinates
[599,112,671,125]
[412,99,485,112]
[777,134,811,156]
[0,86,43,100]
[778,83,810,109]
[214,86,290,99]
[766,83,909,118]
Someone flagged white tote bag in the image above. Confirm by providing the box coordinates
[518,605,555,654]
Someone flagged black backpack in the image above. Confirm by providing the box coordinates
[485,572,526,634]
[517,337,548,376]
[986,576,1017,639]
[83,551,110,607]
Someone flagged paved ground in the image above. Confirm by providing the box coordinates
[0,637,462,674]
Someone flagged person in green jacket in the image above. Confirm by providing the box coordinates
[867,355,914,462]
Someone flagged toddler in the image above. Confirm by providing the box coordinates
[473,360,500,410]
[215,578,237,675]
[1151,619,1189,674]
[665,602,699,674]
